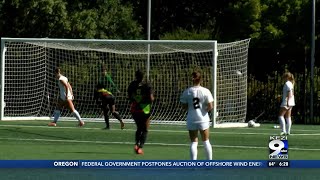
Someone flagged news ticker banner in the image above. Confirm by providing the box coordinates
[0,160,319,168]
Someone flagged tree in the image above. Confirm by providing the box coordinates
[121,0,231,40]
[160,28,210,40]
[225,0,310,48]
[0,0,142,39]
[67,0,142,39]
[123,0,317,50]
[0,0,70,38]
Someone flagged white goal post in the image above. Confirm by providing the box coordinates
[0,38,250,128]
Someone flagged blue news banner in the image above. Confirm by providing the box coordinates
[0,160,319,168]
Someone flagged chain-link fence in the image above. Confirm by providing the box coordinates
[247,48,320,124]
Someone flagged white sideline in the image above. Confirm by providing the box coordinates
[2,118,319,131]
[0,137,319,151]
[0,124,320,136]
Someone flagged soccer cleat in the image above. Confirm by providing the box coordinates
[134,145,139,152]
[78,121,85,127]
[136,148,144,155]
[48,122,57,127]
[134,145,144,155]
[102,127,110,130]
[287,132,291,135]
[120,121,125,130]
[280,132,286,136]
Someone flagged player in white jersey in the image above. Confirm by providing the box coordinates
[278,72,295,135]
[48,68,84,127]
[180,71,214,160]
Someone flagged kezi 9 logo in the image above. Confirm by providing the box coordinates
[269,136,288,159]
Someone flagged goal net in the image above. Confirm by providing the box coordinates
[0,38,250,128]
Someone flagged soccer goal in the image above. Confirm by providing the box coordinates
[0,38,250,128]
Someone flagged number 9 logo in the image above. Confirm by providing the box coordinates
[269,140,284,155]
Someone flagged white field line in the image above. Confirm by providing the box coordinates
[2,118,320,132]
[243,128,320,132]
[0,137,319,151]
[0,124,319,136]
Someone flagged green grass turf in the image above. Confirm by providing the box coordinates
[0,120,319,160]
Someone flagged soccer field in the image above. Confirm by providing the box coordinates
[0,120,319,160]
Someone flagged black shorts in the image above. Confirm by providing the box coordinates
[132,112,151,124]
[101,95,115,106]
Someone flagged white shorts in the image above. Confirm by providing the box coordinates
[187,121,210,131]
[60,95,74,101]
[280,105,293,110]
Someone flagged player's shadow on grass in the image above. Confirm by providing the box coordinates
[2,128,72,140]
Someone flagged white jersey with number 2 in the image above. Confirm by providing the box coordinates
[180,86,214,123]
[58,75,73,100]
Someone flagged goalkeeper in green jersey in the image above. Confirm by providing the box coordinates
[94,64,124,129]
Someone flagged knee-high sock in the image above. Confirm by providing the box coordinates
[72,110,82,122]
[103,109,110,128]
[53,110,61,123]
[101,106,110,128]
[135,129,141,146]
[190,142,198,160]
[203,140,212,160]
[104,114,110,128]
[285,117,292,134]
[139,130,148,148]
[279,116,286,133]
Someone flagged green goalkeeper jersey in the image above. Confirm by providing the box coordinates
[98,73,118,95]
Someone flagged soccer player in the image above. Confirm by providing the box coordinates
[127,70,154,154]
[98,64,121,94]
[278,72,295,135]
[48,68,84,127]
[95,65,124,130]
[180,71,213,160]
[94,83,124,130]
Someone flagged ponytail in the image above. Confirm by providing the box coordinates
[192,71,201,84]
[283,72,295,86]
